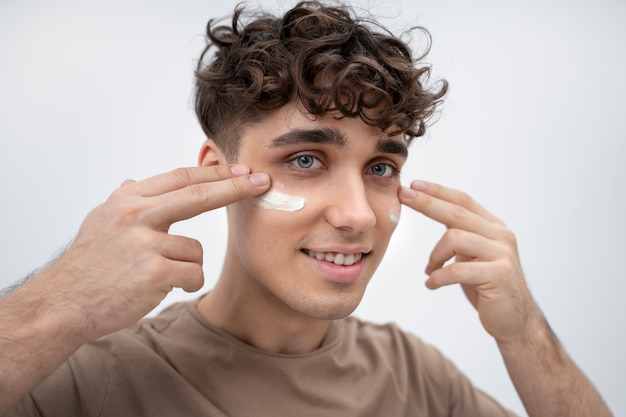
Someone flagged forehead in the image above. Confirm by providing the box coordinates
[239,102,407,154]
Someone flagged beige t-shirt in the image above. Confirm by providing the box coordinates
[9,299,517,416]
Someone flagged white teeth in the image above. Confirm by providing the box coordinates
[305,250,363,266]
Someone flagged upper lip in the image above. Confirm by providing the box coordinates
[302,246,372,256]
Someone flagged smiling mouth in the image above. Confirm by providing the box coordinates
[302,250,366,266]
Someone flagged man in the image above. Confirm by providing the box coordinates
[0,1,612,416]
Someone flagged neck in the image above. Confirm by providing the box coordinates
[198,269,331,355]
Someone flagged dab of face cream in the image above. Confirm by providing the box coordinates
[389,206,401,225]
[252,188,306,212]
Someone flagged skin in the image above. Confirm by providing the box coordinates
[0,164,271,413]
[0,102,612,415]
[198,102,406,353]
[400,180,612,416]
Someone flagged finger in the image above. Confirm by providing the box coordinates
[146,171,271,227]
[176,261,205,293]
[160,235,204,265]
[400,185,500,239]
[130,165,251,197]
[425,228,501,275]
[425,260,506,290]
[162,259,205,293]
[409,180,501,223]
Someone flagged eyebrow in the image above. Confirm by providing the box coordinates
[268,126,408,158]
[376,138,408,159]
[268,127,346,148]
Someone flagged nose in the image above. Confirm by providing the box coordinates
[324,174,377,232]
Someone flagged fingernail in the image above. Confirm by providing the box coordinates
[230,164,250,176]
[411,180,428,191]
[401,186,418,199]
[249,172,270,186]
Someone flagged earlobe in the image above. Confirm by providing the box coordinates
[198,139,227,167]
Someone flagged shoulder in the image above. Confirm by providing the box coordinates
[15,300,198,415]
[339,316,445,365]
[81,299,200,368]
[337,317,518,417]
[337,316,458,388]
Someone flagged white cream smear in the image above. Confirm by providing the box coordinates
[389,205,401,225]
[252,188,306,212]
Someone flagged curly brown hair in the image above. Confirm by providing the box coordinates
[195,1,447,161]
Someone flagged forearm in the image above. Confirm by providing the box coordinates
[498,314,612,417]
[0,266,87,415]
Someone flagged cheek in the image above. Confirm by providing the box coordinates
[388,199,402,226]
[229,193,309,241]
[251,188,306,212]
[367,184,402,229]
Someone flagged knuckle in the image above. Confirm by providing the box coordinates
[444,228,464,241]
[493,217,507,228]
[142,256,168,283]
[132,229,160,250]
[456,190,475,208]
[105,188,149,227]
[499,227,518,247]
[92,198,140,229]
[450,205,469,222]
[111,201,147,226]
[171,167,194,185]
[187,183,210,203]
[109,184,130,202]
[417,192,435,208]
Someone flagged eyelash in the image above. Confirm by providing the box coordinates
[288,153,399,178]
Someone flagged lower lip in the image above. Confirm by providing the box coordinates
[304,252,367,283]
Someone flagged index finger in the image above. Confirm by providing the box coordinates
[146,171,271,227]
[399,180,504,238]
[411,180,501,222]
[127,164,252,197]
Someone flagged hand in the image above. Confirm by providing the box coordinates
[21,164,270,342]
[399,180,540,344]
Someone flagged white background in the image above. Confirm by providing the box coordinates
[1,0,624,415]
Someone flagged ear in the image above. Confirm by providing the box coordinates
[198,139,227,167]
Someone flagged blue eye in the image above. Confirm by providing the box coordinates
[292,154,320,169]
[369,163,394,177]
[296,155,314,168]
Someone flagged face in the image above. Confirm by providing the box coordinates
[223,102,408,321]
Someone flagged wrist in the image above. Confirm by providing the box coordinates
[497,311,568,371]
[497,309,555,351]
[5,263,91,349]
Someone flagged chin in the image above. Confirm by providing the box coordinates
[293,292,364,320]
